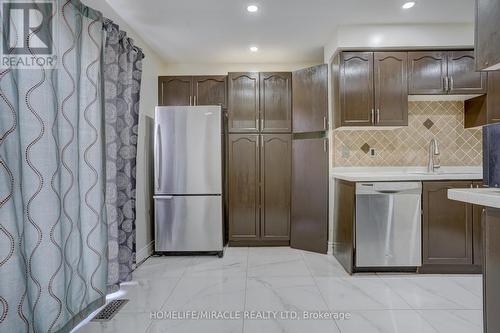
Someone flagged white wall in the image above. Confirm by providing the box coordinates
[162,63,320,75]
[83,0,167,263]
[324,23,474,63]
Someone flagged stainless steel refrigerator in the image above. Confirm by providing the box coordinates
[154,106,223,255]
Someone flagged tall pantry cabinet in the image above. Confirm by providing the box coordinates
[228,72,292,245]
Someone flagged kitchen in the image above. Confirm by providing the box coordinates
[2,1,499,333]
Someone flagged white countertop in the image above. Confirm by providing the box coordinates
[331,166,483,182]
[448,188,500,209]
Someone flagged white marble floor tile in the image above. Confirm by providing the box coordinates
[245,276,329,312]
[119,278,180,313]
[224,247,249,257]
[75,312,152,333]
[247,254,310,277]
[335,310,439,333]
[243,318,340,333]
[315,277,411,311]
[418,310,483,333]
[149,319,243,333]
[133,257,193,279]
[380,276,482,310]
[301,252,351,277]
[162,276,247,311]
[248,247,303,257]
[449,276,483,298]
[183,255,248,277]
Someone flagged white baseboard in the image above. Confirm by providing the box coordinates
[327,241,334,256]
[136,240,155,265]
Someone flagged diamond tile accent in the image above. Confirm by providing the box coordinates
[423,118,434,129]
[333,101,483,167]
[361,143,370,154]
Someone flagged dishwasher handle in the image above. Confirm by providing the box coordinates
[356,182,422,195]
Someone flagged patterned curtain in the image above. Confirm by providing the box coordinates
[0,1,108,333]
[104,21,143,287]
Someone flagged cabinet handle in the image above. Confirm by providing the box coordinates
[444,77,449,92]
[323,117,327,130]
[376,109,380,124]
[261,119,264,131]
[189,96,192,106]
[261,136,264,148]
[194,96,197,106]
[371,109,375,125]
[449,77,454,92]
[323,139,328,153]
[255,119,259,130]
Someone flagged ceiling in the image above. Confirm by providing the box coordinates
[106,0,474,64]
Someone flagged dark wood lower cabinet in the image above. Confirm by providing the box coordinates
[261,134,291,241]
[332,179,356,274]
[228,134,260,242]
[421,181,482,274]
[290,138,329,254]
[228,134,291,246]
[484,208,500,333]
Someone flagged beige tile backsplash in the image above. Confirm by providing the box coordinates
[333,101,483,167]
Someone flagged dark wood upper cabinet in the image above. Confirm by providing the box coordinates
[464,71,500,128]
[487,71,500,123]
[193,76,227,107]
[158,76,193,106]
[475,0,500,71]
[292,65,328,133]
[340,52,374,126]
[448,51,487,94]
[374,52,408,126]
[260,72,292,133]
[260,134,291,241]
[228,134,260,241]
[408,51,448,94]
[422,181,473,267]
[228,73,260,133]
[291,138,329,254]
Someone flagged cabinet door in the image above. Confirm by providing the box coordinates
[475,0,500,70]
[228,73,260,133]
[487,72,500,124]
[422,181,473,266]
[291,138,329,254]
[158,76,192,106]
[374,52,408,126]
[292,65,328,133]
[484,208,500,333]
[193,76,227,107]
[448,51,487,94]
[408,52,447,94]
[260,72,292,133]
[260,134,291,241]
[473,181,485,267]
[340,52,374,126]
[228,134,260,241]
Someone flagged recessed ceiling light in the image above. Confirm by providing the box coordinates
[250,46,259,52]
[247,5,259,13]
[402,1,416,9]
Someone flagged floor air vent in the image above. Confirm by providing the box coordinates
[91,299,129,321]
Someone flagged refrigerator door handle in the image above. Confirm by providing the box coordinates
[154,196,173,200]
[155,123,162,191]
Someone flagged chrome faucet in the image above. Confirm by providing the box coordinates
[427,138,441,173]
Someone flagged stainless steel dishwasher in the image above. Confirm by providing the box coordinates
[356,182,422,268]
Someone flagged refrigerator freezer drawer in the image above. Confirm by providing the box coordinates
[154,195,223,252]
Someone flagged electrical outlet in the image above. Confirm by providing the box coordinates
[369,148,376,157]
